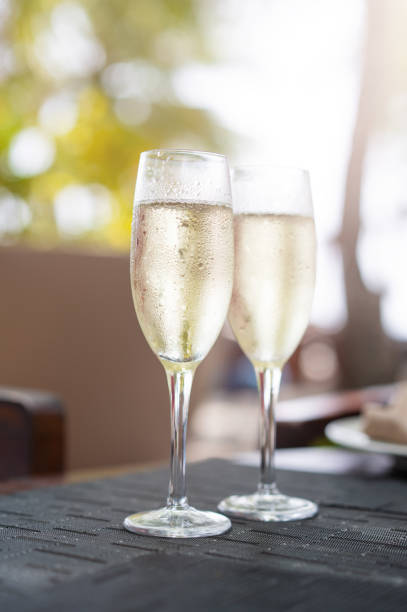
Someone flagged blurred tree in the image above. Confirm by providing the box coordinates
[0,0,229,249]
[338,0,407,386]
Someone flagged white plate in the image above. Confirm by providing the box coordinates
[325,416,407,457]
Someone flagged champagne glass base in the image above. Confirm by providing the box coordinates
[124,505,232,538]
[218,491,318,522]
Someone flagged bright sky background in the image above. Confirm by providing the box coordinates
[174,0,407,340]
[173,0,365,331]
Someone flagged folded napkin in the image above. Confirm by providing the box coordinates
[362,383,407,445]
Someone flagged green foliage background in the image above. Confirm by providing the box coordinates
[0,0,227,249]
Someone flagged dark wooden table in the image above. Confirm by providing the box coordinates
[1,458,407,611]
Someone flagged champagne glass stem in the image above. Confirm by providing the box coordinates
[165,366,195,508]
[255,366,282,495]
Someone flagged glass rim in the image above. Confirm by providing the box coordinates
[141,149,227,162]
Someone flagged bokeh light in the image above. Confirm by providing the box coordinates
[54,184,112,236]
[39,94,78,136]
[0,189,31,236]
[33,2,105,80]
[8,128,55,177]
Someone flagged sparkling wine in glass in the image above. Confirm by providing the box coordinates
[218,165,318,521]
[124,149,233,537]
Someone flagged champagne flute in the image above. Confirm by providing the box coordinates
[218,165,318,521]
[124,149,233,537]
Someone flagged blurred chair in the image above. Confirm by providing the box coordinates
[0,387,64,480]
[0,247,234,471]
